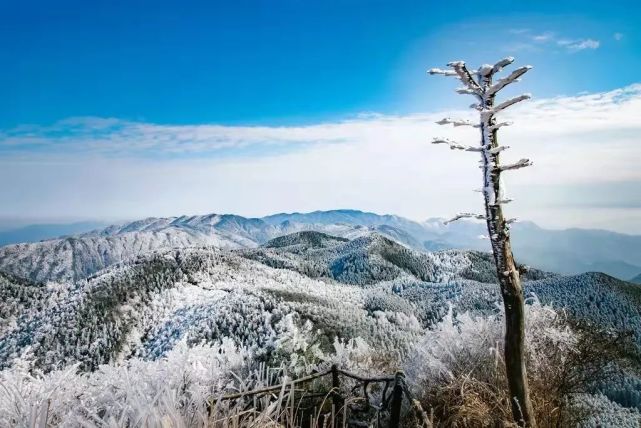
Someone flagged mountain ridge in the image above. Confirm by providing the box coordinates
[1,209,639,282]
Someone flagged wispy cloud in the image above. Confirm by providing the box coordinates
[532,32,554,42]
[505,29,600,53]
[557,38,600,51]
[614,32,624,41]
[1,84,640,231]
[0,118,351,158]
[2,84,639,162]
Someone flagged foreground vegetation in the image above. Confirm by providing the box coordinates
[1,302,639,427]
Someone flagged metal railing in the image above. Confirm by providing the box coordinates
[207,364,433,427]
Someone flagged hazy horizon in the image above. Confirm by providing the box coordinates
[1,207,640,236]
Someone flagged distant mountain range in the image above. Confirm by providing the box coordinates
[0,221,107,246]
[0,209,639,282]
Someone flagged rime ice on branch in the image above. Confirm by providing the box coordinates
[428,57,537,428]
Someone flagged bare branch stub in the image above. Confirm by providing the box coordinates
[487,65,532,96]
[491,56,515,75]
[494,94,532,113]
[446,61,482,95]
[444,212,486,224]
[431,138,482,152]
[427,68,457,76]
[499,158,533,172]
[489,121,513,131]
[488,145,510,154]
[436,117,479,128]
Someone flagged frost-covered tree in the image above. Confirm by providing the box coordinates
[429,57,536,427]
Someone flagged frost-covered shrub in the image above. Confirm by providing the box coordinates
[403,302,640,426]
[0,339,252,427]
[272,314,324,376]
[0,320,381,427]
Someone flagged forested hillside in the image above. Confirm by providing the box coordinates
[1,228,641,426]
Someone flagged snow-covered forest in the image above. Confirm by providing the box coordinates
[2,227,641,426]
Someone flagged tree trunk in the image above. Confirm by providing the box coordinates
[480,76,537,427]
[430,58,537,427]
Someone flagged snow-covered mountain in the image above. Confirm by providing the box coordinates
[1,229,637,375]
[1,210,640,284]
[0,212,424,283]
[2,226,641,424]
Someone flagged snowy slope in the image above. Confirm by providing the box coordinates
[0,227,242,283]
[0,213,425,283]
[1,228,637,375]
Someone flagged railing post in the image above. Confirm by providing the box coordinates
[389,370,405,428]
[331,364,344,426]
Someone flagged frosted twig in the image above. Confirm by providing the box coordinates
[431,138,482,152]
[446,61,482,94]
[494,94,531,113]
[487,66,532,95]
[492,198,514,205]
[476,64,493,77]
[456,87,479,96]
[436,118,479,128]
[488,145,510,154]
[491,57,515,75]
[444,212,486,224]
[428,68,457,76]
[489,122,513,131]
[506,218,518,224]
[499,159,532,172]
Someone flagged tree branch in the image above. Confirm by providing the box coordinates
[488,145,510,155]
[444,212,486,224]
[427,68,457,76]
[431,138,482,152]
[456,87,480,96]
[436,118,479,128]
[489,121,513,131]
[487,66,532,96]
[446,61,482,94]
[494,94,531,113]
[492,198,514,205]
[491,56,515,75]
[499,159,532,172]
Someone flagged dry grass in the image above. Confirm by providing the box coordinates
[406,304,635,428]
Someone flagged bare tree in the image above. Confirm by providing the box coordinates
[429,58,536,427]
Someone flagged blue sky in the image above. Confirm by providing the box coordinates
[1,0,640,232]
[1,0,639,127]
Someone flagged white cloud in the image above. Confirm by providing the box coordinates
[504,30,600,54]
[557,38,600,51]
[1,84,641,232]
[614,32,624,41]
[532,32,554,42]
